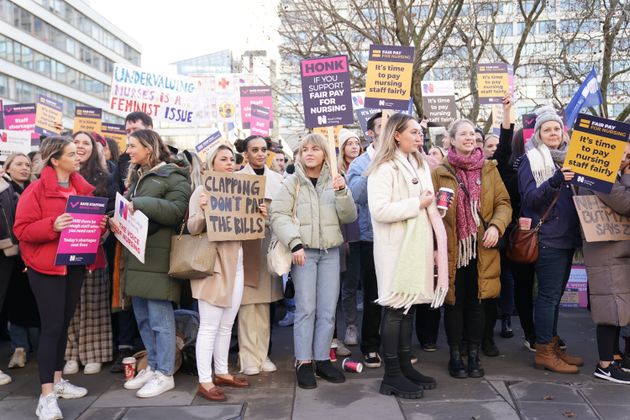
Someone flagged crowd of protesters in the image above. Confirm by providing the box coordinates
[0,96,629,420]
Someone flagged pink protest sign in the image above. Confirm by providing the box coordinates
[240,86,273,129]
[55,196,107,265]
[3,103,38,142]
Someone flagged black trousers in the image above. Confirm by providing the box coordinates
[511,260,536,340]
[28,266,84,384]
[0,253,16,314]
[483,298,498,341]
[360,241,381,354]
[382,306,416,358]
[444,260,484,347]
[415,303,441,345]
[597,325,621,362]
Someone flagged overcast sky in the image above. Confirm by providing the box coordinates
[89,0,280,71]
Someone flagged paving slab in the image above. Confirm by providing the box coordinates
[293,377,403,420]
[193,386,294,420]
[91,376,198,408]
[0,395,98,420]
[401,400,519,420]
[121,404,243,420]
[579,382,630,406]
[592,404,630,420]
[77,407,127,420]
[517,401,599,420]
[509,381,584,404]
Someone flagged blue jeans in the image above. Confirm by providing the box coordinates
[10,324,38,351]
[291,248,340,361]
[534,246,574,345]
[132,297,176,375]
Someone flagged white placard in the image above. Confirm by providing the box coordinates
[113,192,149,263]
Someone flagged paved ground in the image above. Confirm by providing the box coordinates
[1,308,629,420]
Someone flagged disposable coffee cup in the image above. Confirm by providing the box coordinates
[436,187,454,210]
[329,347,337,362]
[122,357,137,381]
[342,358,363,373]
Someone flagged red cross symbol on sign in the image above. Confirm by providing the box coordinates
[218,78,230,89]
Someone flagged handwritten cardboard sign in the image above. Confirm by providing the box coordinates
[55,196,107,265]
[365,45,414,110]
[564,114,629,193]
[476,63,513,105]
[573,195,630,242]
[34,95,63,136]
[73,106,102,134]
[301,55,354,128]
[203,171,266,241]
[114,192,149,263]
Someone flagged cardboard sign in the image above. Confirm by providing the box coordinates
[55,196,107,265]
[4,103,37,142]
[73,106,102,134]
[421,80,456,126]
[35,95,63,136]
[365,45,414,110]
[240,86,273,129]
[109,64,198,124]
[312,125,342,149]
[560,265,588,308]
[563,114,629,193]
[195,130,223,162]
[202,171,266,241]
[101,122,127,152]
[250,104,271,136]
[113,192,149,263]
[301,55,354,128]
[476,63,513,105]
[0,130,31,162]
[573,195,630,242]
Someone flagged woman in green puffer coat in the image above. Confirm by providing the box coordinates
[110,129,191,398]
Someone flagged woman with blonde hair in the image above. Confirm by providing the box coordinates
[271,133,357,389]
[366,113,448,399]
[188,144,267,401]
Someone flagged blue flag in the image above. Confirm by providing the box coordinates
[565,68,603,129]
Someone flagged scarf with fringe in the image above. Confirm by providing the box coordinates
[447,148,485,268]
[526,134,568,187]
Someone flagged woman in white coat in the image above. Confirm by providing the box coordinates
[367,113,448,399]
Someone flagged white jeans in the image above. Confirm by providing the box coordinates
[196,248,244,383]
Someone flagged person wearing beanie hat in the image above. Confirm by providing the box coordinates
[338,129,363,175]
[517,105,583,374]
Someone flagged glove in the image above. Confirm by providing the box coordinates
[549,169,564,189]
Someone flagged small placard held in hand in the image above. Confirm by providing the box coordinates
[202,171,267,241]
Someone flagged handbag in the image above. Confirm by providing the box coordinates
[267,181,301,276]
[506,192,561,264]
[168,211,218,279]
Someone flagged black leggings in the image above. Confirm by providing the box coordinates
[444,260,484,346]
[596,325,621,362]
[382,306,416,358]
[511,260,536,340]
[28,266,84,384]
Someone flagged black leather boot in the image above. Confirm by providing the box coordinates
[380,356,423,399]
[399,351,436,390]
[467,344,485,378]
[448,346,468,379]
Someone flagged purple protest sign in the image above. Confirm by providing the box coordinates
[55,195,107,265]
[251,104,271,136]
[240,86,273,129]
[301,55,354,128]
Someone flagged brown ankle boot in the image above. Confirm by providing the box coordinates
[534,342,579,373]
[552,336,584,366]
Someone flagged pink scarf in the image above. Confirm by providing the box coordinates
[447,147,485,267]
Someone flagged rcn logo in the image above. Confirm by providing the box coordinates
[69,255,76,262]
[118,200,128,220]
[379,100,386,106]
[317,115,327,125]
[423,83,434,94]
[577,176,585,183]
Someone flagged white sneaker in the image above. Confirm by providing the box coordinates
[241,366,260,375]
[344,325,359,346]
[333,339,352,357]
[83,363,101,375]
[54,378,87,399]
[35,393,62,420]
[261,357,277,372]
[278,311,295,327]
[124,366,154,390]
[8,347,27,368]
[62,360,79,375]
[0,370,12,385]
[136,371,174,398]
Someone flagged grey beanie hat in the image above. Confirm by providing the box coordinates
[534,106,563,133]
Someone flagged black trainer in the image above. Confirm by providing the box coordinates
[500,316,514,339]
[421,342,437,352]
[593,361,630,384]
[110,348,134,373]
[482,338,500,357]
[557,337,567,350]
[315,360,345,383]
[296,362,317,389]
[364,352,382,368]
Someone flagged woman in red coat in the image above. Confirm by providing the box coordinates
[14,136,107,420]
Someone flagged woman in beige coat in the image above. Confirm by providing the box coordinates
[236,136,285,375]
[188,144,267,401]
[367,113,448,399]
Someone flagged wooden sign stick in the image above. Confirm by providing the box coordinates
[327,125,338,179]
